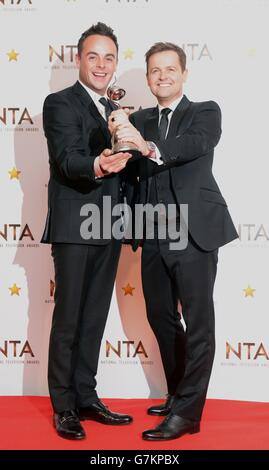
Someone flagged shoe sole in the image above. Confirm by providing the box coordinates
[57,432,86,440]
[142,426,200,441]
[79,416,133,425]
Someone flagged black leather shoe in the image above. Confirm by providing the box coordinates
[78,400,133,425]
[147,394,175,416]
[54,410,86,440]
[142,414,200,441]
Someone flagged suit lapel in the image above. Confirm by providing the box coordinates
[144,95,191,141]
[166,95,191,139]
[144,106,159,141]
[140,96,191,195]
[88,100,111,142]
[72,81,111,144]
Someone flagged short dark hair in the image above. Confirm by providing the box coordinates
[145,42,186,72]
[77,22,119,57]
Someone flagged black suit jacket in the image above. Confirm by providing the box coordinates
[128,95,238,251]
[41,81,120,245]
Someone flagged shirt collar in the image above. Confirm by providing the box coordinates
[78,80,107,106]
[158,94,184,114]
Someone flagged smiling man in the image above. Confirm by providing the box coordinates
[42,23,133,440]
[110,42,238,441]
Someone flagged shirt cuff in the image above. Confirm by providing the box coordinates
[149,144,163,166]
[94,156,105,178]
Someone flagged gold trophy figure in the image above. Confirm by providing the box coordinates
[107,84,141,157]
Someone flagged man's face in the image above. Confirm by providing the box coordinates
[76,34,118,95]
[147,50,188,106]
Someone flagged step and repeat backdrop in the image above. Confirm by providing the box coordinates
[0,0,268,401]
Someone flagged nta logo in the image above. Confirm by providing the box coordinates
[0,224,34,241]
[0,108,33,126]
[0,0,32,4]
[226,341,269,360]
[49,45,77,63]
[106,340,148,358]
[0,340,34,358]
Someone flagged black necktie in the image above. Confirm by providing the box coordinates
[99,97,113,120]
[158,108,172,139]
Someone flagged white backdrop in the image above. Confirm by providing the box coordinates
[0,0,268,402]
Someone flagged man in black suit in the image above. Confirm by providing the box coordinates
[110,42,238,441]
[42,23,133,440]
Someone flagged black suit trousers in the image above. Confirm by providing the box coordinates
[142,233,218,421]
[48,240,121,413]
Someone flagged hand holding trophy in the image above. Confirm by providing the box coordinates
[107,83,142,160]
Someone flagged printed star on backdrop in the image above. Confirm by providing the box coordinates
[8,167,21,180]
[9,283,21,296]
[243,285,255,297]
[122,283,135,296]
[7,49,19,62]
[123,48,134,60]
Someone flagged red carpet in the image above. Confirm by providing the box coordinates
[0,397,268,450]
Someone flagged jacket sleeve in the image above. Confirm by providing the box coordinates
[43,93,96,182]
[152,101,221,165]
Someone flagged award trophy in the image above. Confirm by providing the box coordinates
[107,83,141,159]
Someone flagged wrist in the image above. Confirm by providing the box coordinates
[94,156,107,177]
[145,141,156,158]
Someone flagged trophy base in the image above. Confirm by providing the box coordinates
[112,141,139,153]
[112,142,142,162]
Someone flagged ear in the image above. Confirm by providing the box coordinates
[75,53,80,68]
[183,68,188,83]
